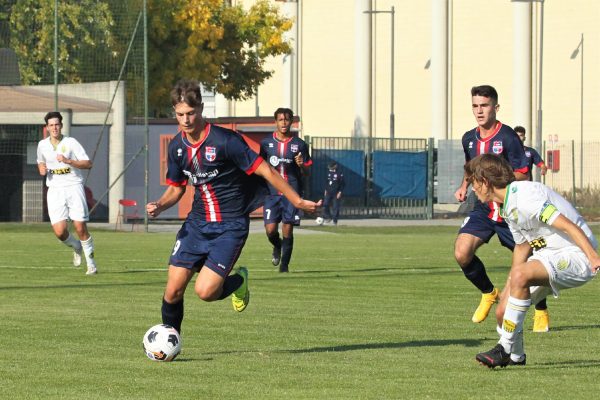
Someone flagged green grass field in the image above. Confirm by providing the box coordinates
[1,223,600,399]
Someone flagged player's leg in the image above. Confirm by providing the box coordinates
[455,213,498,322]
[480,260,549,367]
[496,222,551,332]
[48,187,83,266]
[332,196,341,225]
[68,185,96,274]
[162,265,195,333]
[196,218,250,311]
[280,223,294,273]
[264,195,282,266]
[322,192,332,222]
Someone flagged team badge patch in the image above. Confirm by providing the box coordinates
[291,144,299,153]
[492,141,503,154]
[205,146,216,162]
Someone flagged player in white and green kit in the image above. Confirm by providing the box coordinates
[36,111,97,275]
[465,154,600,368]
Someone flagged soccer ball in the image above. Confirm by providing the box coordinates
[315,217,324,225]
[142,324,181,362]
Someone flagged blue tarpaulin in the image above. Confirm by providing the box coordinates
[372,151,427,199]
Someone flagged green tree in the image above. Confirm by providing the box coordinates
[148,0,292,115]
[9,0,116,84]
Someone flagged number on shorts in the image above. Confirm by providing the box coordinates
[265,208,271,220]
[172,240,181,256]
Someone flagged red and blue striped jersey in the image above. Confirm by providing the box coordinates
[260,132,313,195]
[461,122,529,221]
[166,124,267,222]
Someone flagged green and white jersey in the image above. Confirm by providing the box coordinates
[36,136,89,188]
[501,181,598,252]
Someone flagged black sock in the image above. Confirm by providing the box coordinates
[535,298,548,311]
[280,236,294,271]
[162,297,184,333]
[218,273,243,300]
[267,231,282,249]
[461,255,494,293]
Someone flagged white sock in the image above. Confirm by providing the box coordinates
[499,296,531,353]
[61,233,82,253]
[81,236,96,268]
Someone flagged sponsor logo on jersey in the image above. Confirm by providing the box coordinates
[183,168,219,185]
[205,146,216,162]
[269,155,280,166]
[291,144,299,153]
[49,167,72,175]
[268,143,274,147]
[468,141,473,149]
[177,148,183,157]
[492,141,503,154]
[525,150,531,157]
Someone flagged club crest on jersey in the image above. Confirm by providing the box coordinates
[205,146,216,162]
[291,144,299,153]
[492,141,503,154]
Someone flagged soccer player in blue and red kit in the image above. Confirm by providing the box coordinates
[514,126,548,180]
[454,85,551,333]
[260,108,312,273]
[146,80,320,335]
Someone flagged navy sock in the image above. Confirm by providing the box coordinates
[535,298,548,311]
[280,236,294,271]
[461,255,494,293]
[218,273,243,300]
[267,232,282,249]
[161,297,184,333]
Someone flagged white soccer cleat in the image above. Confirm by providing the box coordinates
[86,266,97,275]
[73,249,82,267]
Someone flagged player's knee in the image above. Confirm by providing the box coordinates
[163,289,184,304]
[454,246,472,268]
[194,285,218,302]
[509,267,529,290]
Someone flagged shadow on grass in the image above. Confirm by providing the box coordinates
[517,359,600,370]
[546,324,600,332]
[0,280,164,291]
[278,338,483,354]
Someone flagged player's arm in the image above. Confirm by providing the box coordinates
[512,242,532,267]
[37,162,47,176]
[146,185,186,218]
[550,214,600,273]
[254,160,320,213]
[56,155,92,170]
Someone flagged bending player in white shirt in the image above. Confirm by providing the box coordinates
[36,111,97,275]
[465,154,600,368]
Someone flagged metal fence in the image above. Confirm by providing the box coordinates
[307,136,434,219]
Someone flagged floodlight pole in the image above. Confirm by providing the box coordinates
[54,0,58,111]
[363,7,395,145]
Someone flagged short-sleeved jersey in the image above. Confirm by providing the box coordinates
[260,133,313,195]
[501,181,598,252]
[524,146,544,180]
[166,124,267,222]
[36,136,89,188]
[326,168,345,193]
[461,122,529,221]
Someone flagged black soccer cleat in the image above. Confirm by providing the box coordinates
[476,344,511,368]
[508,354,526,366]
[272,246,281,266]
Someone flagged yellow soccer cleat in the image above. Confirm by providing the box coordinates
[533,309,550,333]
[472,287,499,323]
[232,267,250,312]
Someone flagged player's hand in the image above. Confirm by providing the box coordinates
[336,192,342,200]
[454,186,467,202]
[146,201,162,218]
[294,152,303,167]
[56,154,68,164]
[589,255,600,274]
[298,198,322,213]
[541,166,548,176]
[38,163,47,176]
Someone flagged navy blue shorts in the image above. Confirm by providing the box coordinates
[168,217,250,277]
[263,195,301,226]
[458,210,515,250]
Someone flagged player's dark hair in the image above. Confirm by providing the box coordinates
[465,154,515,190]
[328,161,337,169]
[274,107,293,120]
[44,111,63,125]
[513,125,526,135]
[171,79,203,108]
[471,85,498,104]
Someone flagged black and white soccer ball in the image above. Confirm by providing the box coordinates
[142,324,181,362]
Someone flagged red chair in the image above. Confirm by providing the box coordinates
[115,199,140,231]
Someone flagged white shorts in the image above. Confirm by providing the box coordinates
[47,184,89,225]
[529,246,595,302]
